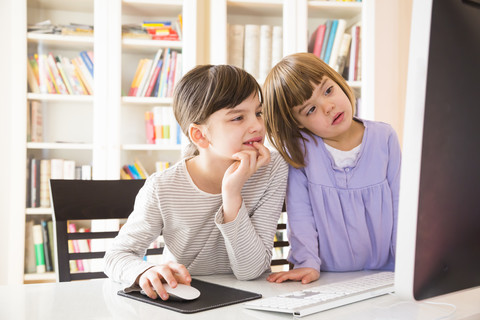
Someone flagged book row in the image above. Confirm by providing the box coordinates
[121,160,171,180]
[27,158,92,208]
[27,50,94,95]
[227,24,283,83]
[25,220,55,274]
[145,106,181,145]
[128,48,182,98]
[308,20,361,81]
[28,20,94,36]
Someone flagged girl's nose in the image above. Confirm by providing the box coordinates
[322,103,334,115]
[249,116,264,133]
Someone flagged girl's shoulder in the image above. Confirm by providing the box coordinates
[269,149,289,173]
[146,158,187,185]
[362,118,396,136]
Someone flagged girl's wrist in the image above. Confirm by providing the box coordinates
[222,193,242,223]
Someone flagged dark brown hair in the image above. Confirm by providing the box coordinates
[173,64,262,156]
[263,53,356,168]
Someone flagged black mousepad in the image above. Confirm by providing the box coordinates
[117,278,262,314]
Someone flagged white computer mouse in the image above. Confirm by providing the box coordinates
[163,283,201,301]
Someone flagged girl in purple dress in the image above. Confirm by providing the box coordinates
[263,53,401,284]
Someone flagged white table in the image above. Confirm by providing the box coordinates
[1,271,479,319]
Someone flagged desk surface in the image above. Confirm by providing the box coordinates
[1,271,479,320]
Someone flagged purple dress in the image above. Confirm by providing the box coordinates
[286,119,401,272]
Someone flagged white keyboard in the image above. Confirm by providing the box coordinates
[244,272,394,317]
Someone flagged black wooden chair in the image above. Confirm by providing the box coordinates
[271,202,291,269]
[50,179,163,282]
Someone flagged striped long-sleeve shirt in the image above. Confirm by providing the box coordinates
[104,151,288,287]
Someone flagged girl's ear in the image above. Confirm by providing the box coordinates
[189,123,210,149]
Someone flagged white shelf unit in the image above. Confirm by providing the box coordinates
[210,0,374,120]
[115,0,200,176]
[17,0,202,284]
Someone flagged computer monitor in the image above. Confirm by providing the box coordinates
[395,0,480,300]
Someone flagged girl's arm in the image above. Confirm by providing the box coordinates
[387,128,402,256]
[104,176,190,290]
[215,151,289,280]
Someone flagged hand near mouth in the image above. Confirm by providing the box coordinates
[221,142,271,222]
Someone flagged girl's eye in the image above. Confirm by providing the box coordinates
[306,106,316,116]
[325,86,333,95]
[256,111,263,117]
[232,116,243,121]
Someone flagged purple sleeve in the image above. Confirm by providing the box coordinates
[286,165,322,271]
[387,128,401,256]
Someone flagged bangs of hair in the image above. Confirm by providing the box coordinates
[275,57,326,111]
[203,65,262,117]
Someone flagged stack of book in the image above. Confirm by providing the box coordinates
[28,20,94,36]
[127,48,182,98]
[27,51,94,95]
[121,159,149,180]
[122,15,182,41]
[308,20,361,81]
[227,24,283,84]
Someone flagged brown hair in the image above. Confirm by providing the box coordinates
[173,64,262,156]
[263,53,356,168]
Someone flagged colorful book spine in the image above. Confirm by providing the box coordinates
[41,220,53,272]
[79,51,94,77]
[324,20,338,65]
[32,224,46,273]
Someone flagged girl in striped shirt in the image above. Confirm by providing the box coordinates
[104,65,288,300]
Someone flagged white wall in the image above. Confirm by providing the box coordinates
[374,0,412,145]
[0,0,27,285]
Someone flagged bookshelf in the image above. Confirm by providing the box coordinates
[13,0,203,284]
[210,0,374,120]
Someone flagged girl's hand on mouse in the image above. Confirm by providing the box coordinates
[222,142,270,222]
[138,261,191,300]
[267,267,320,284]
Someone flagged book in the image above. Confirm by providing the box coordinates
[145,111,155,144]
[30,101,43,142]
[50,158,64,179]
[47,220,55,271]
[144,58,163,97]
[128,164,142,179]
[320,20,332,62]
[158,49,171,97]
[55,56,74,95]
[166,51,178,97]
[335,33,352,74]
[81,165,92,180]
[41,220,53,272]
[271,26,283,68]
[78,228,91,272]
[27,57,40,93]
[136,59,153,97]
[122,165,136,179]
[328,19,347,68]
[73,57,94,94]
[24,220,36,274]
[120,167,133,179]
[141,49,162,97]
[324,20,338,66]
[128,59,145,96]
[68,223,84,272]
[244,24,260,79]
[79,50,94,77]
[349,25,361,81]
[32,224,46,273]
[134,158,149,178]
[312,24,327,58]
[47,53,68,94]
[259,25,273,83]
[39,159,51,207]
[63,160,76,179]
[227,24,245,69]
[30,158,40,208]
